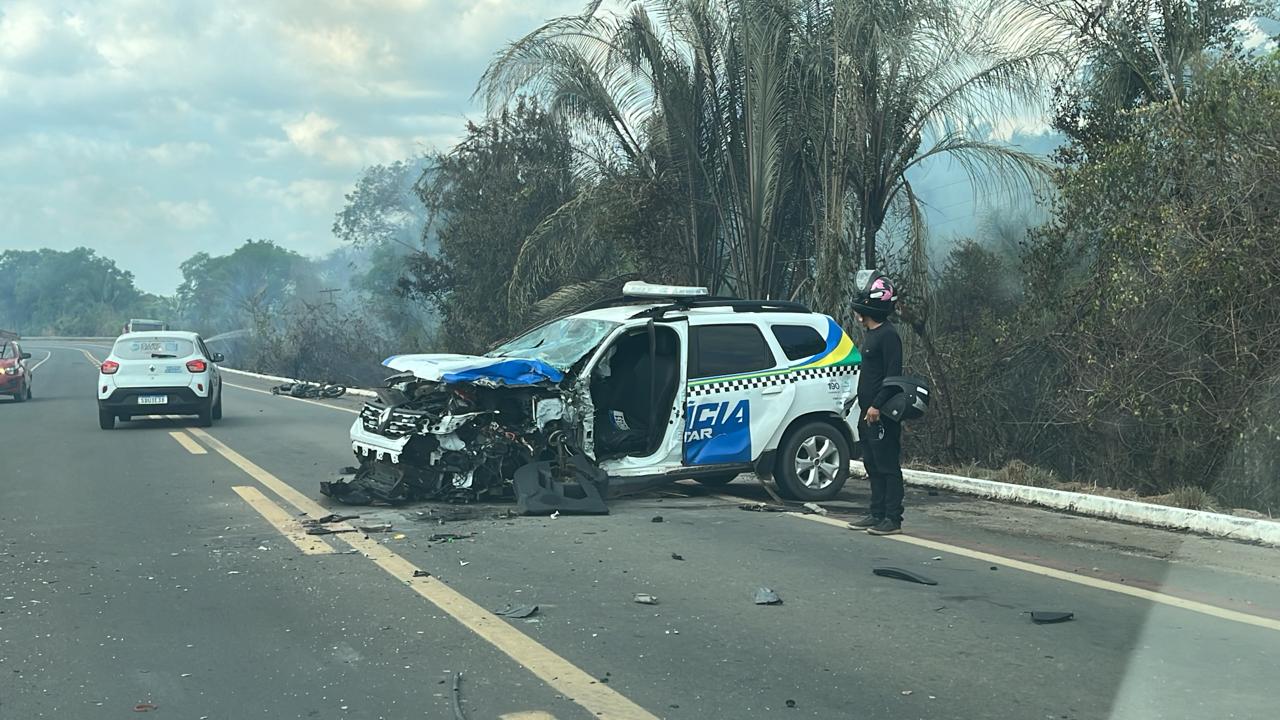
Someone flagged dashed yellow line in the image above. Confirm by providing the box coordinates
[188,427,658,720]
[169,431,207,455]
[790,512,1280,633]
[230,485,335,555]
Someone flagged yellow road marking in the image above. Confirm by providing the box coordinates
[169,431,207,455]
[223,381,359,415]
[187,427,657,720]
[79,348,102,365]
[230,485,335,555]
[791,512,1280,632]
[501,713,560,720]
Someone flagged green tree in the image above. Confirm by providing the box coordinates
[480,0,1059,316]
[399,99,581,351]
[0,248,150,335]
[176,240,320,336]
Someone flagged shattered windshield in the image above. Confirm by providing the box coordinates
[485,318,620,370]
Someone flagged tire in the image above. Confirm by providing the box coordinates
[99,409,115,430]
[197,398,214,427]
[13,383,27,402]
[693,472,740,487]
[26,385,32,400]
[212,390,223,420]
[774,420,850,502]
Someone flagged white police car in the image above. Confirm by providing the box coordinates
[327,282,861,510]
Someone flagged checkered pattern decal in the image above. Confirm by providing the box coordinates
[687,364,857,397]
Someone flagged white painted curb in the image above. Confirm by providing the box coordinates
[219,367,377,398]
[854,462,1280,547]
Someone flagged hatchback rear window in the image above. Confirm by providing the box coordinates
[113,337,196,359]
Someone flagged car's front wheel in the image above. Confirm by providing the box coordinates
[98,408,115,430]
[775,421,850,501]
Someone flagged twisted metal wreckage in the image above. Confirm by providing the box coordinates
[321,353,620,515]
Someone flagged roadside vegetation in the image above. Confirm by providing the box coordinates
[2,1,1276,513]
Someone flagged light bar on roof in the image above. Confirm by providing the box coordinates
[623,281,709,299]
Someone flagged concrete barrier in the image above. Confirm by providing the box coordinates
[854,461,1280,547]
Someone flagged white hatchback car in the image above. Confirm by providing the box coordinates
[97,331,224,429]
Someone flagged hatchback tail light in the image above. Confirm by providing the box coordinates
[186,359,207,373]
[100,360,120,375]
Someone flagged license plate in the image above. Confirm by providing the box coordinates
[137,395,168,405]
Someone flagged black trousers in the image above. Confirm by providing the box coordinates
[859,419,904,522]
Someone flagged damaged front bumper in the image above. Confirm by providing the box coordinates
[322,361,608,513]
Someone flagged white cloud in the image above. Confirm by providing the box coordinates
[156,199,214,230]
[0,0,582,293]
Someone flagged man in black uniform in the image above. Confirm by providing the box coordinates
[846,270,905,536]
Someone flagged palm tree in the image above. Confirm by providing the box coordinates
[480,0,1061,320]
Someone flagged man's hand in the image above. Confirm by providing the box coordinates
[864,406,880,424]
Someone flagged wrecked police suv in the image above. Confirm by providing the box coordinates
[323,283,863,513]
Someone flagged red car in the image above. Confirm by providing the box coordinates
[0,335,33,402]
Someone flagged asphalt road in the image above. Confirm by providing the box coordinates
[3,341,1279,720]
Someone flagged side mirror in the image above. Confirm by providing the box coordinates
[210,352,225,363]
[20,352,32,360]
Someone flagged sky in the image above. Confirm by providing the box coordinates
[0,0,1054,295]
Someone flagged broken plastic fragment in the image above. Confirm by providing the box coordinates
[495,604,539,618]
[651,516,664,523]
[412,570,431,578]
[133,704,158,713]
[358,524,394,534]
[311,513,359,524]
[739,503,789,512]
[754,587,783,605]
[429,533,474,542]
[1029,611,1074,624]
[633,593,659,605]
[306,526,356,536]
[671,553,684,561]
[785,699,797,708]
[802,502,828,515]
[872,567,938,585]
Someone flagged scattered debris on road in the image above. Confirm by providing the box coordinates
[872,567,938,586]
[671,553,684,561]
[429,532,474,542]
[307,513,359,525]
[412,569,431,578]
[651,516,664,523]
[494,604,539,618]
[358,523,394,534]
[633,593,659,605]
[1029,611,1075,624]
[785,699,797,708]
[754,587,783,605]
[305,526,356,536]
[451,671,467,720]
[133,703,158,713]
[802,502,829,515]
[739,502,790,513]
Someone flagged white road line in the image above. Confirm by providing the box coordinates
[29,351,53,371]
[790,511,1280,633]
[223,381,359,415]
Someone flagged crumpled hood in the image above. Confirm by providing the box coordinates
[382,353,564,387]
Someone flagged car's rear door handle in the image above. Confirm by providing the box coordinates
[762,386,785,396]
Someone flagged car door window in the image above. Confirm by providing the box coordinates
[0,343,11,360]
[690,325,776,379]
[771,324,826,361]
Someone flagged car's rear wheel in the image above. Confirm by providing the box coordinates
[775,421,850,502]
[693,472,740,487]
[211,389,222,420]
[197,398,214,427]
[98,408,115,430]
[26,385,32,400]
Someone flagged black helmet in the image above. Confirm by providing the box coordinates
[852,269,897,318]
[879,375,931,423]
